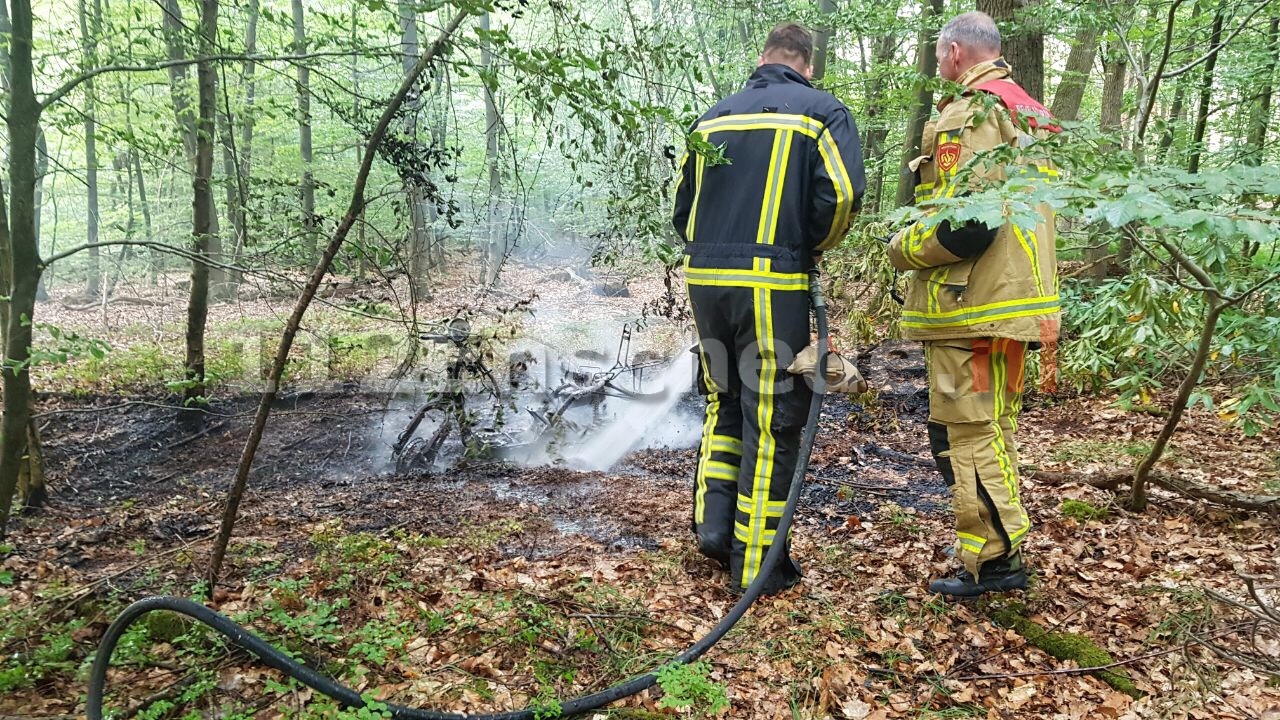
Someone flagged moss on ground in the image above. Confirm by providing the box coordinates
[1060,499,1109,522]
[990,604,1142,698]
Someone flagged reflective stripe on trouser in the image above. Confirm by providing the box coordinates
[688,280,811,590]
[924,338,1031,576]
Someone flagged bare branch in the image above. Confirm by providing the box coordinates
[40,50,398,110]
[1136,0,1186,141]
[1161,0,1273,81]
[1156,236,1220,296]
[1222,268,1280,308]
[1126,229,1217,294]
[1103,0,1150,89]
[41,240,420,327]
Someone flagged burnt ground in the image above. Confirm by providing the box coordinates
[6,340,1280,719]
[28,341,941,575]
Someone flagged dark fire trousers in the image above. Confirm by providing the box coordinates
[688,281,811,592]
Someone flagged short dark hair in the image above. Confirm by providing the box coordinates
[762,22,813,66]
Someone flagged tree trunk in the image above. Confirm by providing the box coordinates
[132,150,157,284]
[401,0,433,293]
[811,0,836,84]
[895,0,944,208]
[1188,7,1225,174]
[1130,300,1225,511]
[218,108,240,287]
[978,0,1045,101]
[352,2,369,281]
[1050,28,1097,121]
[1090,45,1130,279]
[162,0,226,292]
[863,35,895,214]
[481,11,503,283]
[0,0,43,535]
[184,0,218,412]
[230,0,258,288]
[292,0,317,270]
[1099,45,1128,140]
[1244,17,1279,166]
[33,130,49,301]
[79,0,102,298]
[1157,73,1190,163]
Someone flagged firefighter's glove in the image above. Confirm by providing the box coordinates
[787,346,867,395]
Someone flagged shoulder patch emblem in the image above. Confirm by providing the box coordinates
[936,142,962,173]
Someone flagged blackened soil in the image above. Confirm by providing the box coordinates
[19,341,948,585]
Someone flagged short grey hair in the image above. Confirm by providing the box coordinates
[937,11,1002,57]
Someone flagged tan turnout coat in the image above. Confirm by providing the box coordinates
[888,59,1061,345]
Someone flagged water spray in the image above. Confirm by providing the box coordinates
[87,271,832,720]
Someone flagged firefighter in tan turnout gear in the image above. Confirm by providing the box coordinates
[887,11,1061,598]
[673,23,866,594]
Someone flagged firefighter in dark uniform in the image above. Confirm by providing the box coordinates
[672,23,866,594]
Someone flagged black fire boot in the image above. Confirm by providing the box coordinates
[929,554,1027,598]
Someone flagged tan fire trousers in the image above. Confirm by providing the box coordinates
[925,338,1031,575]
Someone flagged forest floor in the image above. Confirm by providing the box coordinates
[3,258,1279,720]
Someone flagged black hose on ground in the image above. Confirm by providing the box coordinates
[87,272,831,720]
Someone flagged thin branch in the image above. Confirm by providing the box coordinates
[43,240,243,273]
[1161,0,1273,81]
[1126,229,1217,295]
[951,644,1180,682]
[42,240,424,327]
[1222,268,1280,308]
[1157,237,1220,295]
[41,50,399,110]
[1137,0,1186,141]
[1103,0,1149,89]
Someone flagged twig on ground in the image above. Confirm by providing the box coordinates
[167,421,227,450]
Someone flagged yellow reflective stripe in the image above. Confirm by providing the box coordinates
[1012,225,1045,298]
[673,150,690,197]
[684,264,809,291]
[735,521,776,545]
[901,295,1060,328]
[696,112,824,139]
[816,128,855,250]
[683,264,807,283]
[756,129,793,249]
[957,532,986,555]
[710,435,743,455]
[689,280,722,528]
[686,276,808,292]
[989,350,1028,536]
[705,460,739,481]
[902,222,932,269]
[771,130,793,245]
[744,286,778,586]
[901,306,1060,329]
[737,496,785,517]
[927,265,951,315]
[685,152,706,240]
[693,391,719,525]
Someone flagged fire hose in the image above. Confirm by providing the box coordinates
[87,271,832,720]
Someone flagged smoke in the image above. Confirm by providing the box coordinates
[559,350,700,471]
[371,269,704,475]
